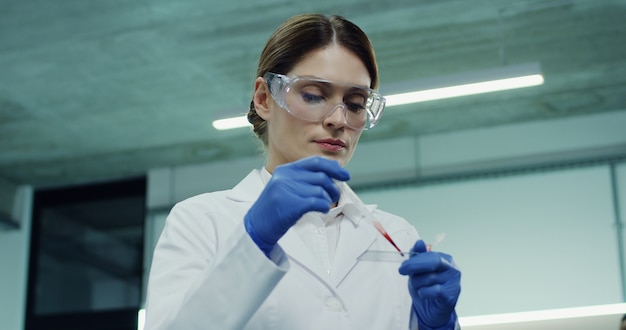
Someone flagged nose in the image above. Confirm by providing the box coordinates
[323,104,348,128]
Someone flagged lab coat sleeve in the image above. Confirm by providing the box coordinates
[144,200,289,329]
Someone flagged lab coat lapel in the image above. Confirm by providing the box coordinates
[229,170,326,276]
[278,226,328,277]
[330,212,377,287]
[227,169,265,203]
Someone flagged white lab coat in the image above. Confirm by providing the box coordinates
[144,169,421,330]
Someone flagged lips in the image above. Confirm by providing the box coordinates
[314,138,347,152]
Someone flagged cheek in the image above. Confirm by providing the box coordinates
[268,110,306,143]
[352,132,362,145]
[341,131,362,166]
[350,130,362,149]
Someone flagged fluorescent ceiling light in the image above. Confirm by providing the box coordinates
[212,62,543,130]
[212,115,251,130]
[385,62,544,107]
[386,73,543,106]
[459,303,626,326]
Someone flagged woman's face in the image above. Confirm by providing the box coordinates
[258,44,372,172]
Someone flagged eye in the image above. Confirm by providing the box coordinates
[344,102,364,113]
[344,94,367,113]
[300,91,325,104]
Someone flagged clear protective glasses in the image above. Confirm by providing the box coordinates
[264,72,386,130]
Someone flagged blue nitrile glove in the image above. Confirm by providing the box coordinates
[399,240,461,330]
[244,156,350,256]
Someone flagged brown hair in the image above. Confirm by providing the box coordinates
[247,13,379,146]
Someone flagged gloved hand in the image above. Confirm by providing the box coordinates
[244,156,350,256]
[398,240,461,330]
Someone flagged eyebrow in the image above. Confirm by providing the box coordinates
[296,74,370,90]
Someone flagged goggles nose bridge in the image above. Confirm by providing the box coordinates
[325,103,349,123]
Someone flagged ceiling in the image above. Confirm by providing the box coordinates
[1,0,625,188]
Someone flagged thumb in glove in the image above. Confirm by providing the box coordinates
[398,240,461,329]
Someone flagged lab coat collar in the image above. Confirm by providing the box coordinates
[336,181,378,226]
[227,168,381,287]
[227,169,266,203]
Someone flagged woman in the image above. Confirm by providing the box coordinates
[145,14,461,329]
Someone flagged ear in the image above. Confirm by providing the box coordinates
[253,76,271,121]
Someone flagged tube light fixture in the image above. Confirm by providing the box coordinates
[212,115,251,130]
[384,62,544,107]
[211,62,543,131]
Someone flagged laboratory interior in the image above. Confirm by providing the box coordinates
[1,0,625,329]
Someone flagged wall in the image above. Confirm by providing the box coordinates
[0,186,33,330]
[357,163,624,316]
[617,161,626,300]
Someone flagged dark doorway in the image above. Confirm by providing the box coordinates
[26,177,146,330]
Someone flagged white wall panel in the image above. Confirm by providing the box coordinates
[357,166,622,316]
[172,156,264,203]
[615,160,626,301]
[0,186,32,330]
[142,211,168,307]
[346,136,418,185]
[419,110,626,176]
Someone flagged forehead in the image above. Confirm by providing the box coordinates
[288,44,371,89]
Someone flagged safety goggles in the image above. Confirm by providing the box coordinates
[264,72,386,130]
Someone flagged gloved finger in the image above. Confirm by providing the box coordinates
[275,195,335,221]
[292,170,342,204]
[272,169,339,205]
[273,182,334,219]
[274,157,347,204]
[398,252,456,275]
[291,182,337,212]
[293,156,351,182]
[408,267,460,289]
[414,284,459,303]
[412,277,461,301]
[409,239,428,253]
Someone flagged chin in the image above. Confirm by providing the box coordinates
[324,155,350,167]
